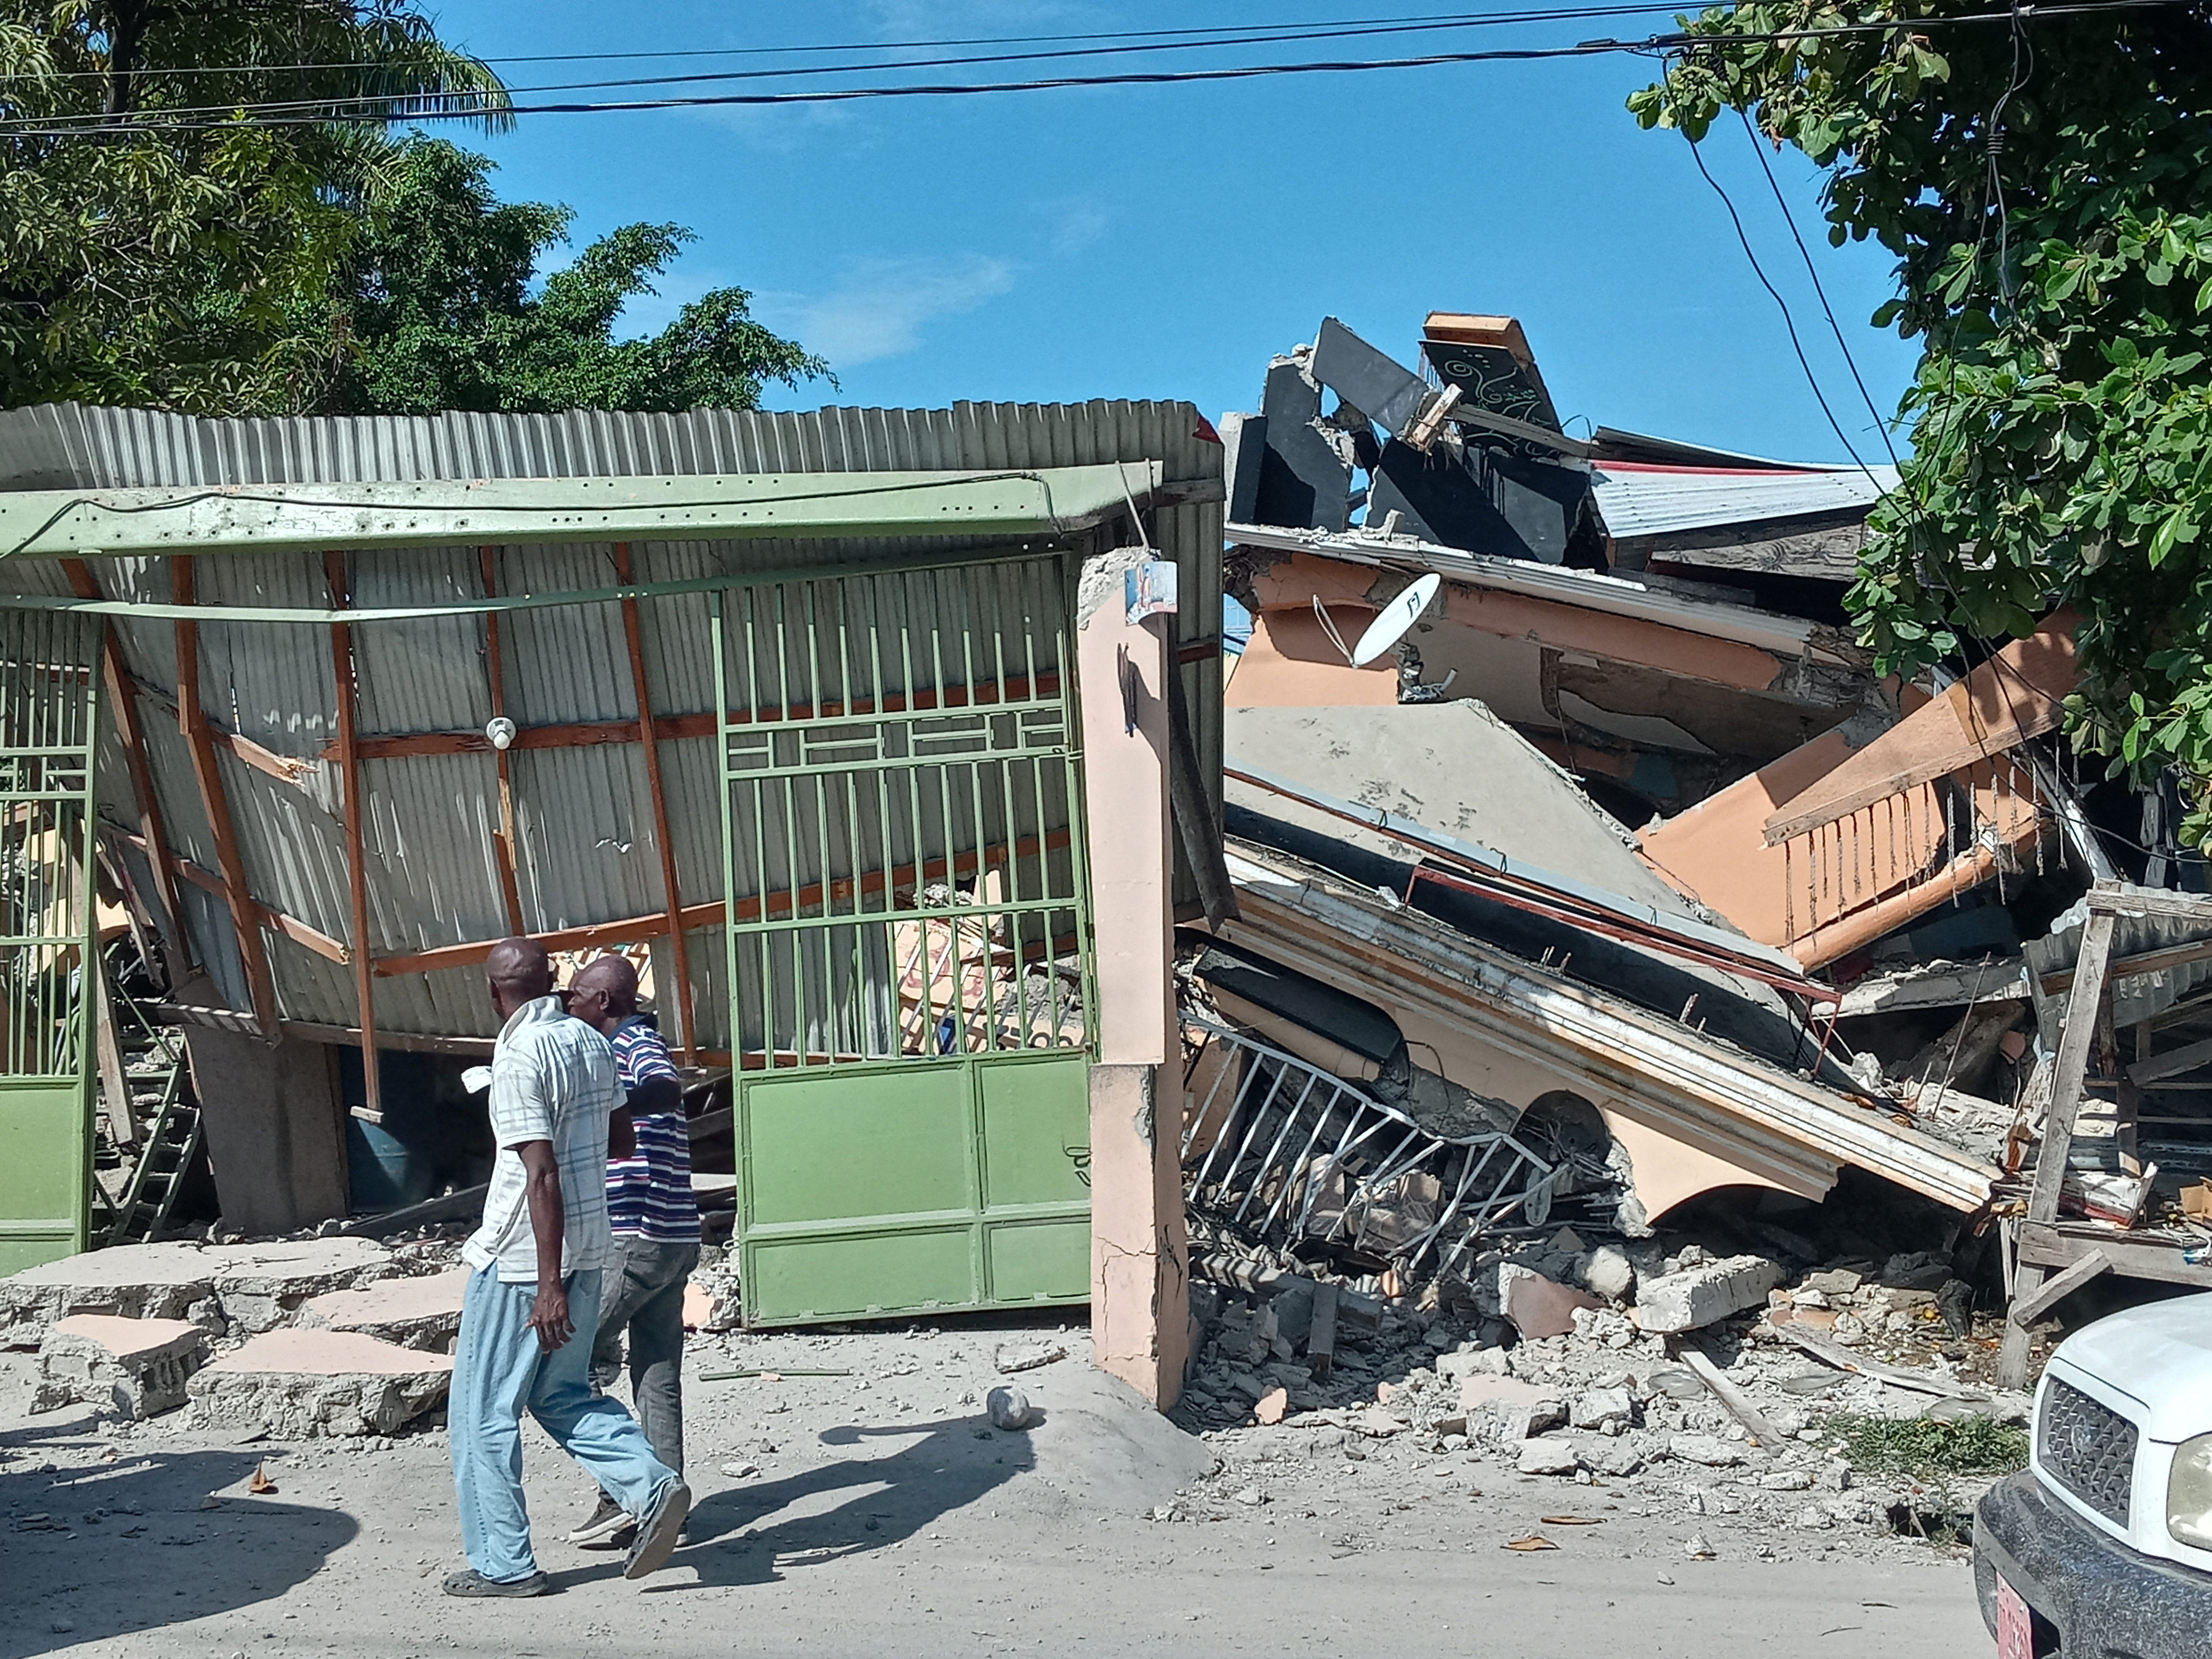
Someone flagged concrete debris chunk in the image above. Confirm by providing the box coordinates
[1581,1245,1637,1303]
[187,1328,451,1438]
[1458,1374,1564,1433]
[1498,1263,1602,1340]
[1630,1255,1782,1334]
[994,1342,1068,1375]
[986,1386,1034,1431]
[1801,1268,1863,1297]
[1570,1386,1633,1432]
[1667,1434,1746,1468]
[36,1314,210,1419]
[206,1238,398,1333]
[297,1269,468,1351]
[1516,1439,1582,1476]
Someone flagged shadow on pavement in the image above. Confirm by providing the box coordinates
[573,1413,1028,1593]
[0,1416,357,1658]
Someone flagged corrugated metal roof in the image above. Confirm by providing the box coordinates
[1591,462,1898,541]
[1,400,1224,1046]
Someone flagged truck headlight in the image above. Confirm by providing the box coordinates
[2167,1434,2212,1548]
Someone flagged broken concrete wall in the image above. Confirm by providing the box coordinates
[181,1023,350,1237]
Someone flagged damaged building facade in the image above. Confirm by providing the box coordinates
[1186,311,2212,1395]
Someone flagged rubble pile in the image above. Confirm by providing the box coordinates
[1175,1214,2032,1549]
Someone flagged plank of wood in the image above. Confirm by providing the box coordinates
[171,555,280,1037]
[2016,1221,2212,1288]
[338,1183,489,1238]
[2002,907,2117,1389]
[2129,1033,2212,1085]
[2008,1249,2112,1327]
[1680,1346,1787,1446]
[1778,1325,1989,1400]
[326,554,382,1122]
[613,542,694,1060]
[1306,1281,1338,1381]
[91,963,138,1149]
[2088,882,2212,924]
[479,548,527,936]
[2041,935,2212,998]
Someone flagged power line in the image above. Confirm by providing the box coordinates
[1736,105,1905,474]
[0,1,2175,137]
[1670,85,1879,479]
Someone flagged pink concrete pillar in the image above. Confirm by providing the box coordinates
[1076,553,1188,1409]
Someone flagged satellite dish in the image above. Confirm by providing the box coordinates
[1350,573,1441,666]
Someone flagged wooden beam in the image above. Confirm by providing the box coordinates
[2017,1219,2212,1288]
[61,559,185,950]
[2042,934,2212,997]
[2001,907,2117,1388]
[2088,881,2212,924]
[2129,1032,2212,1085]
[104,824,351,966]
[326,552,383,1123]
[613,542,694,1061]
[480,547,527,936]
[170,556,279,1038]
[2008,1247,2112,1327]
[371,828,1072,978]
[122,668,315,792]
[91,961,139,1149]
[329,671,1061,763]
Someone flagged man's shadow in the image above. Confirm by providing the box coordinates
[0,1415,356,1658]
[588,1413,1036,1591]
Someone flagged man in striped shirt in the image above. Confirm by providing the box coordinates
[564,953,700,1549]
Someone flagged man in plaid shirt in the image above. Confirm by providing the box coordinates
[563,953,700,1550]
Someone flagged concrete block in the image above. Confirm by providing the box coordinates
[1498,1262,1602,1339]
[206,1238,395,1333]
[298,1269,468,1351]
[0,1243,223,1346]
[1667,1433,1746,1468]
[1630,1255,1782,1334]
[1570,1386,1633,1431]
[1435,1345,1509,1386]
[188,1328,452,1438]
[36,1315,210,1419]
[1517,1438,1582,1476]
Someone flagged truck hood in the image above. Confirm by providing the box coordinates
[2051,1292,2212,1443]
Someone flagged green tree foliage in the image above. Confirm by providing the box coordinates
[323,138,831,415]
[1632,5,2212,836]
[1,1,510,412]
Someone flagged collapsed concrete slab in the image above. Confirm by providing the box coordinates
[205,1238,396,1332]
[0,1237,396,1348]
[35,1314,210,1419]
[297,1269,467,1352]
[188,1328,453,1438]
[0,1243,222,1346]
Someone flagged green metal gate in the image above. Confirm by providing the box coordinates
[715,558,1095,1323]
[0,610,100,1273]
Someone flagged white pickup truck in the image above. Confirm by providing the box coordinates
[1975,1293,2212,1657]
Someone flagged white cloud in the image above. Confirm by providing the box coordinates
[1040,195,1110,257]
[760,255,1017,366]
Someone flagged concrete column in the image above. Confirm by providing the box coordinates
[182,1026,350,1236]
[1075,550,1188,1409]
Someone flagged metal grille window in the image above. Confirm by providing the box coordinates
[2040,1377,2140,1526]
[714,559,1091,1067]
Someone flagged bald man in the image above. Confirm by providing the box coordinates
[445,937,691,1597]
[563,953,699,1550]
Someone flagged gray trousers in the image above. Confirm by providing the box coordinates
[588,1237,699,1478]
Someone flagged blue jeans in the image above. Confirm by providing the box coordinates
[449,1263,677,1583]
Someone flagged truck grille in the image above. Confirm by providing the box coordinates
[2039,1377,2138,1527]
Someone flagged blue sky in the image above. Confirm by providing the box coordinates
[428,1,1920,466]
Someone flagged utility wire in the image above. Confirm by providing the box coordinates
[1736,105,1905,474]
[0,2,2175,137]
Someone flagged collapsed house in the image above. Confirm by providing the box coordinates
[1187,312,2212,1383]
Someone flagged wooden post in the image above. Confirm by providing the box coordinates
[91,961,138,1149]
[170,556,280,1038]
[61,559,186,954]
[613,543,694,1060]
[2119,1018,2151,1178]
[326,552,382,1122]
[2000,908,2117,1388]
[480,547,527,935]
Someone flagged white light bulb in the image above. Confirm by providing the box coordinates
[486,717,516,751]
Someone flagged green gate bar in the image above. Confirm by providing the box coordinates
[0,608,99,1272]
